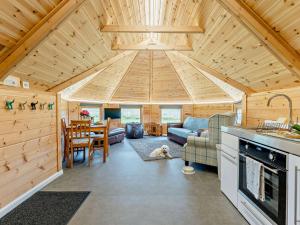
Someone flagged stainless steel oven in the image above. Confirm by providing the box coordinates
[239,139,287,225]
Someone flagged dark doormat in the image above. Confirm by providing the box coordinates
[0,191,90,225]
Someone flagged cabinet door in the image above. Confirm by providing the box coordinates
[221,151,238,207]
[288,154,300,225]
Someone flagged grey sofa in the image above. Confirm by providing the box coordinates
[182,113,235,167]
[167,117,209,145]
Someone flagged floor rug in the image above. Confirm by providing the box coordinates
[0,191,90,225]
[128,136,183,161]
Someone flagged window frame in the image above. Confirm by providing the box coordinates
[120,106,141,124]
[80,106,101,123]
[160,107,182,124]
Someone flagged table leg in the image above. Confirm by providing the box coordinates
[103,129,107,163]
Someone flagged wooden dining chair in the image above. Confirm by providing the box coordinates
[68,120,94,168]
[90,117,110,162]
[61,118,68,162]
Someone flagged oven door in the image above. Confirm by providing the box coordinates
[239,154,286,225]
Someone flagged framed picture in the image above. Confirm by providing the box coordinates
[22,80,30,89]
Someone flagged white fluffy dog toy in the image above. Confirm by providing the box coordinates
[149,145,172,158]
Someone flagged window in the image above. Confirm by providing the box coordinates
[121,107,141,124]
[161,107,181,123]
[81,107,100,123]
[236,108,242,125]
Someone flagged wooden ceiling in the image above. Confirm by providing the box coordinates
[68,50,235,103]
[0,0,61,58]
[0,0,300,103]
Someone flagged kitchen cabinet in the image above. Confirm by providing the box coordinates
[221,132,239,207]
[288,154,300,225]
[238,192,272,225]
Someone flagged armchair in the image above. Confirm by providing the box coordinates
[182,113,235,167]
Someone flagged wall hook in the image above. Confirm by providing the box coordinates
[30,101,39,110]
[40,102,47,110]
[48,102,55,110]
[5,99,15,110]
[19,101,27,110]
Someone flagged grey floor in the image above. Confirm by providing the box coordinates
[45,138,248,225]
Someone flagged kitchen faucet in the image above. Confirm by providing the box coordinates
[267,94,293,128]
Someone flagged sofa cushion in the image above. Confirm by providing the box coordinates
[168,127,196,138]
[183,117,209,132]
[109,128,125,137]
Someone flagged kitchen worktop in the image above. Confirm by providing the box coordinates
[221,126,300,156]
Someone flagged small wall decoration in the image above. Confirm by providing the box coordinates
[40,102,47,110]
[22,80,30,89]
[3,76,20,87]
[19,101,27,110]
[30,101,39,110]
[48,102,55,110]
[5,99,15,110]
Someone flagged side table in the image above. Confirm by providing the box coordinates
[148,123,162,136]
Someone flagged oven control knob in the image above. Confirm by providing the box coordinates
[269,153,276,161]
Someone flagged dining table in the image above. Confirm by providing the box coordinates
[65,123,109,166]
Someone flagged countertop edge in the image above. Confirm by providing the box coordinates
[221,126,300,157]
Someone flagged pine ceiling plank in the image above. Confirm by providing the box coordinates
[100,25,204,33]
[111,42,193,51]
[71,52,137,101]
[216,0,300,78]
[111,51,150,102]
[0,0,86,80]
[48,51,136,93]
[174,51,256,95]
[151,51,191,103]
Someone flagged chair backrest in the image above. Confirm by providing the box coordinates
[106,117,111,132]
[208,113,236,145]
[61,118,67,137]
[70,120,91,139]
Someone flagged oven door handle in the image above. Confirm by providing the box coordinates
[295,166,300,224]
[263,164,278,175]
[239,153,278,174]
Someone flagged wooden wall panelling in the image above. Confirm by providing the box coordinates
[246,86,300,127]
[193,104,234,118]
[56,94,62,171]
[142,105,152,133]
[67,101,80,123]
[241,94,247,128]
[0,86,58,208]
[182,105,194,120]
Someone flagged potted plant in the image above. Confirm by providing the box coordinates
[80,109,90,120]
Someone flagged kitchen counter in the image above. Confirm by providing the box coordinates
[221,126,300,156]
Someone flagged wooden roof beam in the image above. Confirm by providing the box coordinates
[48,51,136,93]
[216,0,300,78]
[112,43,193,51]
[173,52,256,95]
[0,0,86,81]
[101,25,204,33]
